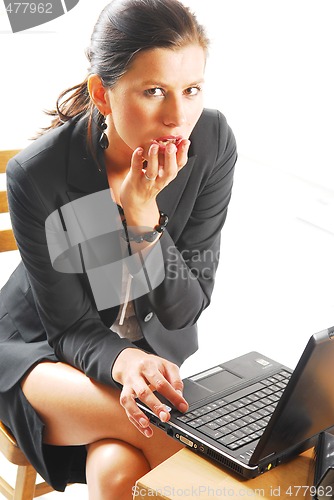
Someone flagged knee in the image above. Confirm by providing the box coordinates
[86,439,150,499]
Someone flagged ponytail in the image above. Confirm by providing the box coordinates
[37,78,93,135]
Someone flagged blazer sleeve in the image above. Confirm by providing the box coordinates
[148,111,237,329]
[6,159,136,387]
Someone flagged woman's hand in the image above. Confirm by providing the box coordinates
[112,348,189,437]
[120,139,190,228]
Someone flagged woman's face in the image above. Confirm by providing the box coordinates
[106,44,206,162]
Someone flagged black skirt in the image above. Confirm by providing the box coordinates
[0,290,87,490]
[0,290,154,491]
[0,382,88,491]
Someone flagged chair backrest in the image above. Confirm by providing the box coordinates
[0,150,20,252]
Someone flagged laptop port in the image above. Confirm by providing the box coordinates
[179,435,194,447]
[167,428,174,437]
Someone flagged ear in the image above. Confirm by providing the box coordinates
[87,74,111,115]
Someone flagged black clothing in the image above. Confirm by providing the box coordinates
[0,108,236,489]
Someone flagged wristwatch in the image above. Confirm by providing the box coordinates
[121,211,169,243]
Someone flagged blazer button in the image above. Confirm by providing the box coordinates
[144,312,154,323]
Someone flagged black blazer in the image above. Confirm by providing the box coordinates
[0,108,236,392]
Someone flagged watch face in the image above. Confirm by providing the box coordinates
[119,210,168,243]
[144,231,158,242]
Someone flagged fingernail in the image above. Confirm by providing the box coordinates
[158,168,164,178]
[144,428,153,438]
[139,417,148,428]
[136,147,144,156]
[159,411,169,422]
[178,403,188,413]
[150,144,159,155]
[166,142,176,154]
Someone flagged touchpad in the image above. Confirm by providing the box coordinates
[195,369,242,392]
[184,366,242,404]
[182,379,212,404]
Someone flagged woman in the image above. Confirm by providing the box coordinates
[0,0,237,498]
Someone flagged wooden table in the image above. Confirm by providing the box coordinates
[134,448,315,499]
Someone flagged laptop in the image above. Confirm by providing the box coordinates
[138,326,334,478]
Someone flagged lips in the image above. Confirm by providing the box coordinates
[152,136,183,148]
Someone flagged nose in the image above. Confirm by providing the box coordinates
[162,94,186,128]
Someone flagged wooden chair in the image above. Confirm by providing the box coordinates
[0,150,20,252]
[0,150,54,499]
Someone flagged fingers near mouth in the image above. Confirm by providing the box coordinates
[152,136,183,151]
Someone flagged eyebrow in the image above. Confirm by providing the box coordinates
[140,78,205,87]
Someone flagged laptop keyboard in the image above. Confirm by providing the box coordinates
[176,370,291,451]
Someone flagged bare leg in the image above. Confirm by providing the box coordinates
[86,439,150,500]
[21,362,183,498]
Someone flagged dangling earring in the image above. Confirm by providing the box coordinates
[99,115,109,150]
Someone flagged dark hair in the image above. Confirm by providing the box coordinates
[41,0,209,141]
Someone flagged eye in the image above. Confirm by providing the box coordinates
[144,87,165,97]
[184,86,202,97]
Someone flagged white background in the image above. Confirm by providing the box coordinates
[0,2,334,497]
[0,0,333,189]
[0,0,334,370]
[1,0,334,368]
